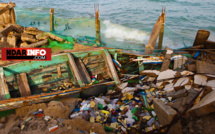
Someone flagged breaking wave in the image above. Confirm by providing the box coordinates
[102,20,149,43]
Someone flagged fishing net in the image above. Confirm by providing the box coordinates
[15,6,194,52]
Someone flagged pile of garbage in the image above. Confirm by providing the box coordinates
[1,67,215,133]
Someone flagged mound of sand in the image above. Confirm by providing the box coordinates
[44,101,70,119]
[64,118,106,134]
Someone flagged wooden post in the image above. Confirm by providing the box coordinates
[95,4,100,44]
[160,48,173,71]
[104,49,120,84]
[50,8,54,32]
[144,11,164,54]
[158,7,166,50]
[0,67,10,100]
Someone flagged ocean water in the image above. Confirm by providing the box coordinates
[2,0,215,50]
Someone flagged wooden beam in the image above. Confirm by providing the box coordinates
[104,49,121,84]
[0,24,22,38]
[0,5,10,16]
[17,73,31,97]
[0,67,10,100]
[75,58,91,84]
[158,7,165,50]
[67,53,85,87]
[21,39,48,48]
[0,81,115,111]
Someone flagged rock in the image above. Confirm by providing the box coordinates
[186,88,199,104]
[44,101,70,119]
[0,117,6,123]
[194,74,207,86]
[13,120,22,127]
[8,126,21,134]
[190,90,215,117]
[206,80,215,90]
[30,122,38,130]
[140,70,160,77]
[164,83,174,92]
[157,69,176,81]
[153,98,182,134]
[60,97,82,113]
[116,82,128,91]
[174,77,190,88]
[187,64,196,72]
[0,123,5,129]
[180,70,194,76]
[172,98,183,110]
[189,128,195,133]
[167,89,187,99]
[196,60,215,75]
[196,119,203,124]
[38,120,47,130]
[182,97,188,106]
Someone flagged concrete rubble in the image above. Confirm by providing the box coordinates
[1,62,215,133]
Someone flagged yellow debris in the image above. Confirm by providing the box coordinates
[110,122,118,128]
[96,116,101,122]
[150,88,155,92]
[101,110,110,115]
[126,93,133,100]
[143,116,151,120]
[90,117,95,123]
[90,101,96,108]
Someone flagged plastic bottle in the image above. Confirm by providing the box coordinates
[111,116,117,123]
[70,112,82,118]
[147,118,155,126]
[126,118,135,126]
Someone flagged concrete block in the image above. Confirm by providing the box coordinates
[153,98,182,134]
[189,90,215,117]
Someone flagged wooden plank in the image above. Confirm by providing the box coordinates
[0,67,10,100]
[17,73,31,97]
[104,49,120,84]
[102,54,113,80]
[158,8,165,50]
[4,54,68,77]
[0,81,115,111]
[75,58,91,84]
[193,30,210,46]
[57,66,62,77]
[67,53,84,87]
[160,48,173,71]
[21,39,48,48]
